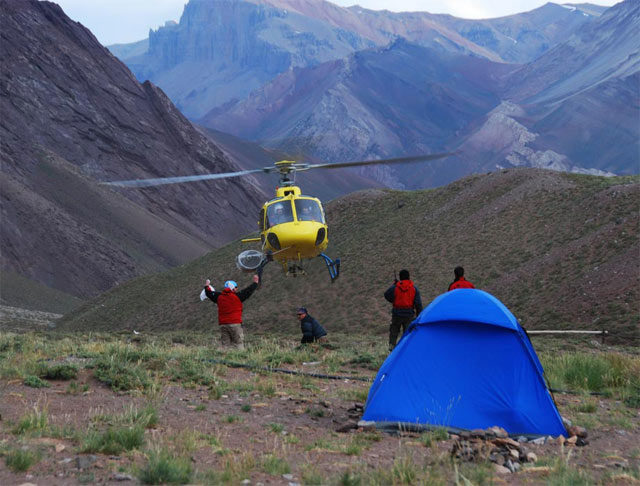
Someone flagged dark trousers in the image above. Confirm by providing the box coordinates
[389,315,413,350]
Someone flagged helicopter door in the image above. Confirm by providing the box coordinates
[295,199,324,223]
[266,201,294,227]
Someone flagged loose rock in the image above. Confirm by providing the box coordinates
[566,426,587,438]
[485,426,508,438]
[75,455,97,470]
[111,473,133,481]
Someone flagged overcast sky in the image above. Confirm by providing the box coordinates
[54,0,618,46]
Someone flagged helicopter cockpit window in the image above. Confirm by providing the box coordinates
[295,199,324,223]
[266,201,294,227]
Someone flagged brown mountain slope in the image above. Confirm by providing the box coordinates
[0,0,266,304]
[58,169,639,345]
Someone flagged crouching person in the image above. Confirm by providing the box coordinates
[297,307,327,344]
[204,275,259,349]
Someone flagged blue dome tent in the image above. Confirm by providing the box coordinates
[362,289,567,437]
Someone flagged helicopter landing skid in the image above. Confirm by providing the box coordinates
[319,253,340,283]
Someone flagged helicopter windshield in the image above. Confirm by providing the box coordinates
[295,199,324,223]
[266,200,294,227]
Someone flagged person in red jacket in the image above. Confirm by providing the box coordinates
[204,275,259,349]
[448,266,475,291]
[384,269,423,351]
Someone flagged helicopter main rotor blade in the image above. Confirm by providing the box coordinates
[102,168,271,188]
[299,152,456,171]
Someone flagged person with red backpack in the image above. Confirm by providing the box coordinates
[384,269,423,351]
[448,266,475,291]
[204,275,259,349]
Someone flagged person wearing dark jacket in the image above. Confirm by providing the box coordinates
[384,269,423,351]
[204,275,259,349]
[297,307,327,344]
[448,266,475,291]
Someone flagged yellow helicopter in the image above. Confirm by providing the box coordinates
[103,153,453,281]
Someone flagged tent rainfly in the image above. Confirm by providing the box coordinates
[361,289,568,437]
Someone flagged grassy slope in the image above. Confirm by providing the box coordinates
[0,270,84,314]
[58,169,639,344]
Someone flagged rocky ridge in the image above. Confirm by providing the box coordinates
[0,0,266,304]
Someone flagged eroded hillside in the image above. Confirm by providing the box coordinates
[58,169,639,345]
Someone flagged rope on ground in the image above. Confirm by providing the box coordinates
[205,358,372,382]
[549,388,607,396]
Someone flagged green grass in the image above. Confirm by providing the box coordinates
[81,425,145,454]
[267,422,284,433]
[338,471,363,486]
[66,381,90,394]
[13,406,49,436]
[208,381,229,400]
[542,352,640,395]
[419,427,449,447]
[575,399,598,413]
[138,449,193,485]
[38,363,78,380]
[91,404,158,429]
[456,462,493,486]
[301,465,324,485]
[262,454,291,475]
[23,374,49,388]
[4,448,41,472]
[92,354,150,391]
[305,406,325,418]
[122,404,159,428]
[546,455,594,486]
[167,355,217,386]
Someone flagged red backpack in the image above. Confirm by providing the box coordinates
[394,280,416,309]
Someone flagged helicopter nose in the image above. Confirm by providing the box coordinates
[278,223,324,252]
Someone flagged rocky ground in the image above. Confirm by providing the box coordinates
[0,332,638,485]
[0,306,60,332]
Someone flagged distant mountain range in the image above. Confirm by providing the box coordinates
[112,0,638,186]
[111,0,603,119]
